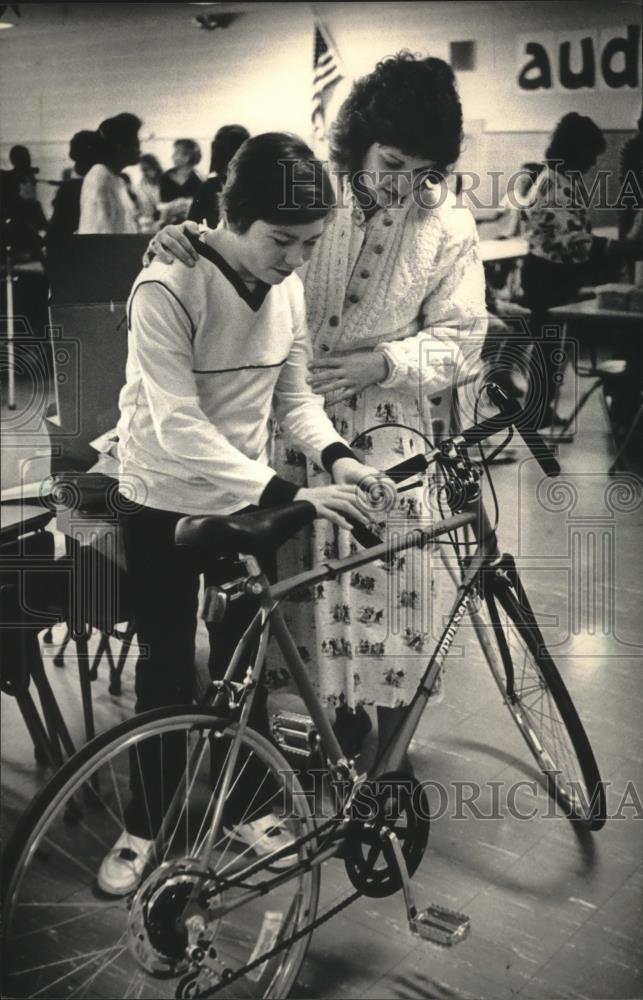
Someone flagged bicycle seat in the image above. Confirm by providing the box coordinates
[175,500,317,559]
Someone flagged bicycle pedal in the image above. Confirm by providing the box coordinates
[410,903,471,946]
[271,711,319,759]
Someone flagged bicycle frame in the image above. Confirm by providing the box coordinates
[196,382,562,868]
[210,487,503,786]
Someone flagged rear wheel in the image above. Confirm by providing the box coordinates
[480,584,606,830]
[2,708,320,998]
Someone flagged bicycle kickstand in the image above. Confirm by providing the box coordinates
[382,827,471,946]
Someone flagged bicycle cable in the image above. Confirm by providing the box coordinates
[472,385,502,545]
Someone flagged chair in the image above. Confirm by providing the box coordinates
[40,236,149,730]
[0,509,76,767]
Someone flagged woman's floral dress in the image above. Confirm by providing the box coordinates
[270,180,486,710]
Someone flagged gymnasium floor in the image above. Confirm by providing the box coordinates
[1,356,642,1000]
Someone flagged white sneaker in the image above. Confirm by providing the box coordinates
[97,830,155,896]
[224,813,297,870]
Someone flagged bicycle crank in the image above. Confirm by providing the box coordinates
[343,771,430,898]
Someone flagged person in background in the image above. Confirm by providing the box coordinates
[143,53,486,766]
[618,114,643,283]
[49,131,101,236]
[618,113,642,240]
[134,153,163,231]
[159,137,203,222]
[97,131,383,895]
[495,161,542,240]
[1,144,48,263]
[1,145,39,218]
[78,112,142,234]
[1,145,47,230]
[521,112,641,431]
[188,124,250,228]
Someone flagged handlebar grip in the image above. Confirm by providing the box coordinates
[382,453,430,482]
[485,383,560,478]
[349,520,384,549]
[350,454,430,549]
[513,426,561,477]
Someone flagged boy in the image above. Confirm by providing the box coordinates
[99,133,380,894]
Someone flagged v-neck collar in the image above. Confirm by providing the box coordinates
[187,231,271,312]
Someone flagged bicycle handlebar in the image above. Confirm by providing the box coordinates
[483,383,561,478]
[349,385,559,548]
[382,383,560,483]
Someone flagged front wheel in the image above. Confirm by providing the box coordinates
[475,584,606,830]
[2,708,320,999]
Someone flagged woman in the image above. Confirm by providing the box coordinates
[520,113,609,430]
[78,112,142,233]
[159,137,203,221]
[146,53,486,763]
[189,123,250,227]
[135,153,163,229]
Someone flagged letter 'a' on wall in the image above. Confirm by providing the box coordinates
[516,25,641,91]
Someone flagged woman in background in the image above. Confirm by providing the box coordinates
[519,112,639,430]
[78,112,142,233]
[145,53,486,765]
[189,124,250,228]
[159,137,203,222]
[135,153,163,230]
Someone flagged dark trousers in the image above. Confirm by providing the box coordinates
[120,504,275,838]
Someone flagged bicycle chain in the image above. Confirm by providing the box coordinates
[195,886,362,998]
[177,791,368,995]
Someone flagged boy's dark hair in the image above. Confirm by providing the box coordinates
[330,51,463,177]
[210,125,250,176]
[174,138,202,167]
[545,113,606,171]
[221,132,335,234]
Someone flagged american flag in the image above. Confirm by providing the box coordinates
[312,20,343,142]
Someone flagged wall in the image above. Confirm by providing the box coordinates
[1,1,640,219]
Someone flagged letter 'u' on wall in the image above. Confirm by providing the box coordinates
[516,25,641,92]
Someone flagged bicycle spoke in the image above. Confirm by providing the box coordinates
[485,591,604,827]
[133,742,159,867]
[67,932,129,999]
[14,905,124,940]
[190,736,235,857]
[14,941,127,994]
[4,713,320,999]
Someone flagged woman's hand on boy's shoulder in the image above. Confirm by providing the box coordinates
[143,221,202,267]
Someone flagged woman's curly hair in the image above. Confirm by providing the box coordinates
[329,51,463,177]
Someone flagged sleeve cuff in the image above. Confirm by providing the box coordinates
[375,344,399,389]
[321,442,359,473]
[258,474,299,509]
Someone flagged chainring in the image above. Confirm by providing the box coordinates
[344,770,430,898]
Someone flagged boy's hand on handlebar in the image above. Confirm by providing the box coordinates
[295,484,378,531]
[143,221,202,268]
[332,458,397,513]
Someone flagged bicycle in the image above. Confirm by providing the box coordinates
[1,383,606,1000]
